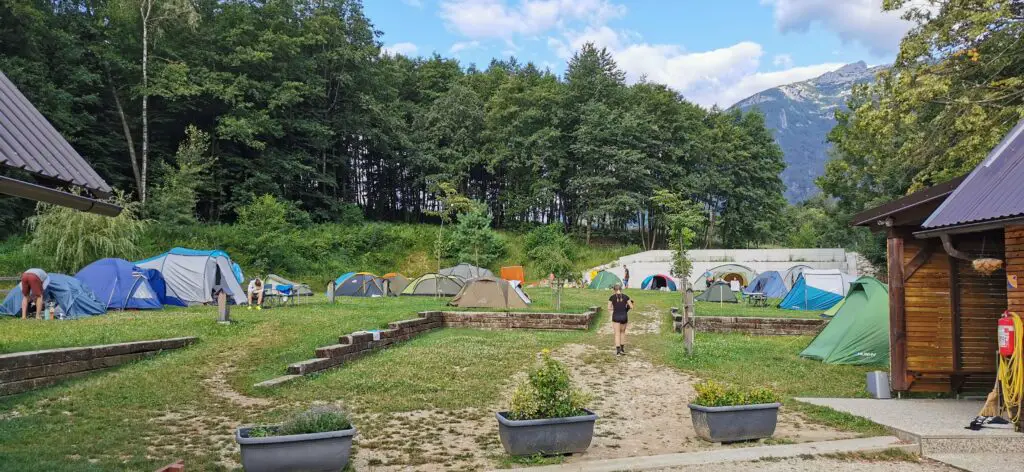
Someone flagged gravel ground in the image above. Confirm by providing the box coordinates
[652,457,960,471]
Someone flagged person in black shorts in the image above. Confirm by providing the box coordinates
[607,283,634,356]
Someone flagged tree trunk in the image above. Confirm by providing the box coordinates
[110,81,141,195]
[140,1,151,202]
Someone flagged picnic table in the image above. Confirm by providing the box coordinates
[746,292,768,307]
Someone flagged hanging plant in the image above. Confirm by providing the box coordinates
[972,258,1004,275]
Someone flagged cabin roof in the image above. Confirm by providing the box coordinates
[850,176,965,231]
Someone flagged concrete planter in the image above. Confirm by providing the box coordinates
[235,425,356,472]
[688,402,781,443]
[496,409,597,456]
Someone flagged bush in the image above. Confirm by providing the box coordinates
[692,380,781,407]
[446,206,505,268]
[508,350,591,420]
[247,405,352,438]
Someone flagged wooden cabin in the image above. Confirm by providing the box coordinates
[853,119,1024,396]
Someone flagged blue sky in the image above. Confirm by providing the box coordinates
[364,0,917,108]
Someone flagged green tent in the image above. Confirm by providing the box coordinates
[694,281,737,303]
[800,276,889,365]
[589,271,622,289]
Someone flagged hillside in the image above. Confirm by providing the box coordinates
[733,61,887,202]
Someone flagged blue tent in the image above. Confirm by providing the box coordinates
[743,271,788,299]
[74,258,163,310]
[1,274,107,319]
[778,270,851,311]
[641,274,678,291]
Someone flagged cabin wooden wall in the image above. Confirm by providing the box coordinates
[1009,225,1024,313]
[902,238,954,392]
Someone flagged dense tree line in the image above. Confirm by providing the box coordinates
[1,0,786,249]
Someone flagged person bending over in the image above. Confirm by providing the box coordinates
[20,268,50,320]
[247,277,264,310]
[607,283,634,356]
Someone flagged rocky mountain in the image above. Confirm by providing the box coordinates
[732,61,887,202]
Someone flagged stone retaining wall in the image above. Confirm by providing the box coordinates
[276,308,599,381]
[0,337,197,396]
[690,316,826,336]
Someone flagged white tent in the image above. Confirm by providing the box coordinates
[509,280,532,304]
[135,248,247,305]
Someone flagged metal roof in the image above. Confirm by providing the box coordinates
[0,70,112,196]
[850,176,964,230]
[922,119,1024,230]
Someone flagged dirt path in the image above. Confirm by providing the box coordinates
[352,305,854,470]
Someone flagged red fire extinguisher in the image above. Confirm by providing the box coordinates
[999,311,1016,357]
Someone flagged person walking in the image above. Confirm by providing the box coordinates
[607,283,634,356]
[623,266,630,288]
[20,268,49,320]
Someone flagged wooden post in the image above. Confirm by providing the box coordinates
[217,290,231,324]
[684,281,695,355]
[887,229,908,391]
[327,281,336,304]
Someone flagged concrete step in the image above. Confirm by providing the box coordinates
[498,436,913,472]
[926,453,1024,472]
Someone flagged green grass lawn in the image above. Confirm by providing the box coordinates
[0,288,875,471]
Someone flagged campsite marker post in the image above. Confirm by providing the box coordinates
[684,282,695,355]
[217,289,231,324]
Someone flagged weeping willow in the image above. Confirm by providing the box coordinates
[26,191,146,273]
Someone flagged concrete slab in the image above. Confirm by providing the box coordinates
[795,398,1024,454]
[253,374,301,388]
[499,436,910,472]
[926,453,1024,472]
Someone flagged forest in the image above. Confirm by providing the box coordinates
[0,0,787,252]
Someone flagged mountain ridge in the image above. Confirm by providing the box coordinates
[732,61,887,202]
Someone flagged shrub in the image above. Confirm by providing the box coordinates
[246,405,352,438]
[446,206,505,268]
[692,380,781,407]
[508,350,591,420]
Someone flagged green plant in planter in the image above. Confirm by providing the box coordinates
[693,380,780,407]
[246,405,352,438]
[508,350,591,420]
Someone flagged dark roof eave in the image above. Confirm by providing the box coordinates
[849,176,966,228]
[0,176,122,216]
[913,215,1024,239]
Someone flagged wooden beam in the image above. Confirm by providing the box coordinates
[903,239,935,282]
[887,231,909,391]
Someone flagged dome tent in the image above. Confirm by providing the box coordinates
[382,273,410,296]
[449,277,529,309]
[74,258,162,310]
[401,274,464,297]
[641,274,677,291]
[588,270,622,289]
[692,264,757,290]
[440,263,494,281]
[135,248,247,305]
[695,281,738,303]
[783,265,812,289]
[778,269,853,311]
[1,274,107,319]
[800,277,889,365]
[743,271,788,299]
[330,272,385,297]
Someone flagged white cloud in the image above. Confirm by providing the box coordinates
[402,0,424,7]
[450,41,481,53]
[551,28,843,108]
[762,0,918,55]
[440,0,626,40]
[381,42,419,57]
[772,53,794,69]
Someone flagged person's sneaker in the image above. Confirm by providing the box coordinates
[247,305,253,310]
[256,306,262,310]
[621,344,626,354]
[615,346,623,356]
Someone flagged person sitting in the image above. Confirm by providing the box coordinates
[247,277,264,310]
[20,268,50,320]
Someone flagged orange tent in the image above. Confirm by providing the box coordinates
[500,266,525,284]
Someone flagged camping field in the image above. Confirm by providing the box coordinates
[0,288,874,471]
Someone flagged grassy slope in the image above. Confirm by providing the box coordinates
[0,288,881,471]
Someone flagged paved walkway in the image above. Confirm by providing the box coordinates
[795,398,1019,438]
[926,453,1024,472]
[500,436,910,472]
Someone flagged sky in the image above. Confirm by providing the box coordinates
[365,0,919,108]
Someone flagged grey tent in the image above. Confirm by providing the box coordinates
[402,274,464,296]
[382,273,410,296]
[449,277,529,309]
[440,263,494,281]
[695,281,738,303]
[265,274,313,297]
[135,248,247,305]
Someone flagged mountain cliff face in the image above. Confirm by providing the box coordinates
[732,61,887,202]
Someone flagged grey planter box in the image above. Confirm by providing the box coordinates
[496,409,597,456]
[235,425,356,472]
[688,402,781,443]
